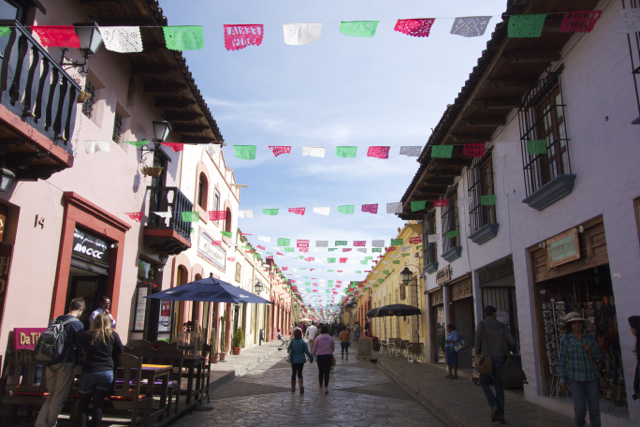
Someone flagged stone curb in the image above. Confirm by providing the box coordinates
[376,358,475,427]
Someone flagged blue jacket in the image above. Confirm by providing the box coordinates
[287,338,313,364]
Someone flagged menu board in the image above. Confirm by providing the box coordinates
[134,287,148,331]
[357,337,373,358]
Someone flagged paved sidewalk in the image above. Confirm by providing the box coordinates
[374,353,573,427]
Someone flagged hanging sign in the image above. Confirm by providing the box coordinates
[436,265,451,285]
[546,228,580,268]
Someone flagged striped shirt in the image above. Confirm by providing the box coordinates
[559,332,602,384]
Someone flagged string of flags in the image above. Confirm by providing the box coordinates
[7,9,622,54]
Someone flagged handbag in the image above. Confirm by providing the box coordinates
[286,353,291,363]
[473,322,493,375]
[499,324,528,389]
[453,337,469,353]
[587,347,611,391]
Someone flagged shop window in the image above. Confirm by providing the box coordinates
[225,207,232,233]
[424,212,437,264]
[82,80,95,119]
[197,173,208,210]
[518,71,571,197]
[441,191,459,252]
[467,153,496,231]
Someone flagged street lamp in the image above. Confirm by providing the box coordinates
[400,266,413,286]
[60,21,103,74]
[157,253,169,271]
[254,281,264,294]
[153,120,172,143]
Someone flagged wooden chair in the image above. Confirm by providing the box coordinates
[106,353,150,427]
[130,346,183,418]
[407,342,424,363]
[128,340,153,349]
[150,341,172,348]
[0,350,48,425]
[201,344,212,402]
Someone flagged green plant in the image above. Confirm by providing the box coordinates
[210,326,218,356]
[232,328,244,348]
[219,315,226,353]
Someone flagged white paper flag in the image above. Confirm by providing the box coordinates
[313,206,330,216]
[372,240,385,247]
[617,9,640,33]
[84,140,110,154]
[399,146,421,157]
[450,16,492,38]
[357,248,367,253]
[283,23,322,45]
[153,211,172,218]
[238,210,253,218]
[258,236,271,243]
[303,146,325,158]
[495,142,519,157]
[401,246,410,252]
[99,26,144,53]
[206,144,221,157]
[427,234,441,243]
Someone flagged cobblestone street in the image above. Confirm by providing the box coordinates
[172,341,446,427]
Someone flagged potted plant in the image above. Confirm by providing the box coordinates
[232,328,243,355]
[209,326,219,363]
[142,165,163,177]
[219,315,227,361]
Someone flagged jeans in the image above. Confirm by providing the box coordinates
[35,363,76,427]
[479,358,505,418]
[316,354,333,387]
[78,371,115,427]
[567,378,600,427]
[291,363,304,380]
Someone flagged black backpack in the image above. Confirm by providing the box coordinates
[34,316,79,362]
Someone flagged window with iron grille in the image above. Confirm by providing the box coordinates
[622,0,640,124]
[441,190,459,252]
[112,111,123,143]
[518,71,571,196]
[423,211,437,264]
[81,80,95,119]
[467,151,496,232]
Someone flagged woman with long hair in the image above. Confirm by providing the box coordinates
[77,313,124,427]
[287,329,313,394]
[312,324,335,394]
[629,316,640,401]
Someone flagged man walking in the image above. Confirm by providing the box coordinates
[89,296,116,328]
[474,305,516,424]
[305,322,318,349]
[35,298,85,427]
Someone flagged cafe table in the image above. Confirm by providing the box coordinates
[140,364,172,423]
[181,355,204,407]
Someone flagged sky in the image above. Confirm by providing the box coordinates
[161,0,508,317]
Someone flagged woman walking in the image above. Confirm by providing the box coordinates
[287,329,313,394]
[339,326,351,360]
[444,324,461,379]
[559,312,603,427]
[312,325,335,394]
[78,313,124,427]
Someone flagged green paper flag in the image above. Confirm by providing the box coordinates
[328,258,336,263]
[241,245,251,250]
[298,256,304,259]
[253,254,261,258]
[391,239,403,246]
[303,276,309,279]
[378,279,384,283]
[356,271,361,274]
[335,241,348,246]
[181,211,199,222]
[360,260,367,264]
[305,282,310,285]
[508,14,547,38]
[124,140,149,148]
[337,206,354,215]
[372,248,382,253]
[411,200,426,212]
[402,253,410,258]
[190,228,195,234]
[393,260,400,264]
[329,280,334,284]
[277,238,291,246]
[335,146,358,158]
[162,25,205,51]
[373,284,379,288]
[527,139,547,155]
[417,245,424,250]
[431,145,453,158]
[221,231,232,238]
[328,270,334,273]
[263,209,279,216]
[234,145,256,160]
[383,270,389,275]
[339,21,380,38]
[285,248,294,252]
[0,27,11,37]
[446,230,459,239]
[481,194,497,205]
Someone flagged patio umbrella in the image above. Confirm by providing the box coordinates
[376,303,421,317]
[145,276,273,304]
[366,307,382,318]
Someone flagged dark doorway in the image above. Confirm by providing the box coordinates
[66,268,107,331]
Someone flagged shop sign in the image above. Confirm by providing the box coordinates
[198,230,226,270]
[158,301,172,332]
[436,265,451,285]
[547,228,580,268]
[14,327,46,350]
[134,287,148,331]
[451,278,473,301]
[73,228,109,263]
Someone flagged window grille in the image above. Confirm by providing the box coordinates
[441,190,459,252]
[518,71,571,197]
[467,151,496,232]
[423,211,437,264]
[112,111,123,143]
[82,80,95,119]
[623,0,640,124]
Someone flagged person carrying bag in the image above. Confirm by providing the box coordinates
[287,329,313,394]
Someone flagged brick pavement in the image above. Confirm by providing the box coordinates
[374,352,574,427]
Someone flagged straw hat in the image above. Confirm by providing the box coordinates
[565,311,585,323]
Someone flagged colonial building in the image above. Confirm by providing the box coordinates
[399,0,640,424]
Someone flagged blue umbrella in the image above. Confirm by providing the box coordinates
[145,276,273,304]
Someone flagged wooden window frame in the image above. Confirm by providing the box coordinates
[425,212,437,264]
[468,152,496,232]
[441,191,459,251]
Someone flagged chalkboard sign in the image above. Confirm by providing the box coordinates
[357,337,373,358]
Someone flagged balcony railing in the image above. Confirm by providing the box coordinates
[0,22,81,154]
[146,186,193,241]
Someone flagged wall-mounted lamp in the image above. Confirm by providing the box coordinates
[254,281,264,294]
[109,242,118,249]
[153,120,172,143]
[157,253,169,271]
[60,21,103,74]
[0,167,15,192]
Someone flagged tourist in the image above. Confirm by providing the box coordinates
[444,324,461,379]
[287,329,313,394]
[339,326,351,360]
[312,325,335,394]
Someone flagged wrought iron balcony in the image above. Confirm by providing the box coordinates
[144,186,193,255]
[0,21,81,181]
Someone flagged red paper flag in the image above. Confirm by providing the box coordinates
[126,212,143,222]
[560,10,602,33]
[161,142,184,152]
[342,248,352,252]
[240,232,252,236]
[282,267,288,271]
[288,207,306,215]
[339,258,347,264]
[337,270,343,273]
[394,19,435,38]
[462,143,485,158]
[209,211,227,221]
[32,26,81,48]
[212,240,222,246]
[277,252,284,256]
[337,281,342,284]
[409,236,422,244]
[227,257,236,262]
[299,248,309,253]
[269,146,291,157]
[224,24,264,51]
[387,247,397,252]
[297,239,310,248]
[361,203,379,214]
[257,245,265,250]
[366,146,390,159]
[434,199,449,207]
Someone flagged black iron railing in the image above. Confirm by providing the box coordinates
[146,186,193,240]
[0,22,81,154]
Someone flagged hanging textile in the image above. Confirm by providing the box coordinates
[394,19,435,38]
[386,202,402,214]
[161,142,184,152]
[32,26,81,48]
[336,146,358,158]
[223,24,264,51]
[431,145,453,158]
[99,27,144,53]
[283,23,322,45]
[361,204,378,214]
[313,206,330,216]
[339,21,380,38]
[302,146,325,158]
[337,205,355,215]
[288,207,306,215]
[269,146,291,157]
[126,212,143,222]
[237,210,253,218]
[560,11,602,33]
[162,26,205,50]
[508,14,547,38]
[234,145,256,159]
[450,16,492,38]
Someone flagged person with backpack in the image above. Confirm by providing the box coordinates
[35,297,85,427]
[78,313,124,427]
